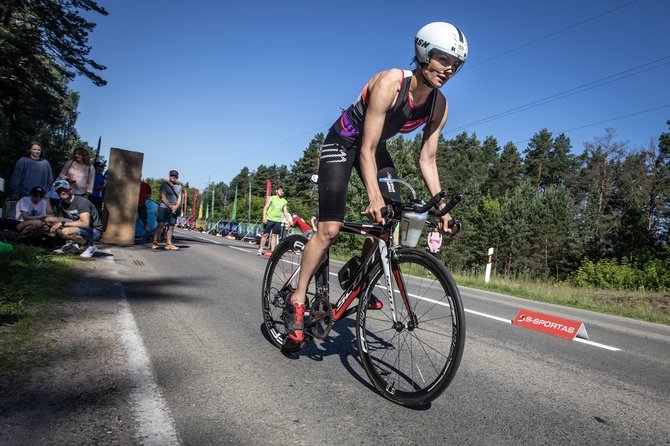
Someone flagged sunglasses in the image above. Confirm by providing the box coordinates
[170,175,179,178]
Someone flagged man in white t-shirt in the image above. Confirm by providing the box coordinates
[15,186,53,237]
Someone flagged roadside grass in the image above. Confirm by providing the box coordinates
[454,272,670,326]
[0,244,74,395]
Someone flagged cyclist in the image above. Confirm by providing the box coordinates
[283,22,468,343]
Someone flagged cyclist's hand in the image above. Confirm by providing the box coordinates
[438,212,454,234]
[365,195,386,224]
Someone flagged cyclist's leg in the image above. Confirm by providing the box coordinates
[290,128,358,307]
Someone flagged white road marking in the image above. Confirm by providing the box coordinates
[104,257,181,445]
[194,235,221,244]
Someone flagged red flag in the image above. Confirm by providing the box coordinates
[192,189,198,217]
[265,178,272,198]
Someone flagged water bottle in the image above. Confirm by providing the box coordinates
[400,211,428,247]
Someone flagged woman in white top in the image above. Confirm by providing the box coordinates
[58,147,95,196]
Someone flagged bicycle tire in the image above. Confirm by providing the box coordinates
[261,234,317,351]
[356,248,465,406]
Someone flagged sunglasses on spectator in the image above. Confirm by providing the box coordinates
[170,174,179,178]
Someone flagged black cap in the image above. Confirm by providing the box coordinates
[30,186,45,195]
[169,170,179,177]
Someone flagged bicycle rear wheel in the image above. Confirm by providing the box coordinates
[261,234,314,351]
[357,248,465,406]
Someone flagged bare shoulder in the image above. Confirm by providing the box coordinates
[368,68,404,92]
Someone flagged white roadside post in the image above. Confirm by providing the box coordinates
[484,247,494,284]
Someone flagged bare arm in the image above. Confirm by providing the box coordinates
[361,69,403,223]
[419,92,453,232]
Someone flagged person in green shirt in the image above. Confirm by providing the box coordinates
[257,186,292,256]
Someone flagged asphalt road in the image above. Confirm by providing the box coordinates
[110,229,670,445]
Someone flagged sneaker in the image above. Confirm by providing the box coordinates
[262,250,273,258]
[54,240,80,254]
[367,294,383,310]
[80,245,97,258]
[282,298,305,342]
[257,250,263,256]
[151,243,160,250]
[165,244,180,250]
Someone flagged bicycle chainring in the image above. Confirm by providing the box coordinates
[306,296,333,340]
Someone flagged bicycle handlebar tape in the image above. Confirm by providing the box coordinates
[415,190,447,213]
[435,194,463,217]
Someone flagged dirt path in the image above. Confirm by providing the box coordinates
[0,254,136,445]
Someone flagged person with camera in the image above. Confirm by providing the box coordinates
[152,170,182,251]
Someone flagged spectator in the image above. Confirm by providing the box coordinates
[9,142,53,199]
[257,186,291,256]
[88,160,106,211]
[427,226,443,259]
[57,147,95,197]
[15,186,53,237]
[137,179,152,240]
[292,212,314,239]
[47,180,102,258]
[152,170,182,250]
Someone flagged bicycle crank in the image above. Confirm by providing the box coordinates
[306,297,333,340]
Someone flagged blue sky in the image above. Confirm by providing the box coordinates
[71,0,670,191]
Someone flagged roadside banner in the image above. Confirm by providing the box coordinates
[512,309,589,340]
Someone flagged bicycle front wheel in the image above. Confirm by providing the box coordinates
[357,248,465,406]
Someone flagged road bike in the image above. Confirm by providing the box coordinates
[261,181,465,407]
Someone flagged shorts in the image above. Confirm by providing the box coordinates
[302,229,315,239]
[78,227,102,244]
[137,204,148,221]
[263,220,283,235]
[318,120,400,222]
[156,206,178,225]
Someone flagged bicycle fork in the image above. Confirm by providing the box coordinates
[378,241,416,331]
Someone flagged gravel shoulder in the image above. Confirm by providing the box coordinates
[0,251,137,445]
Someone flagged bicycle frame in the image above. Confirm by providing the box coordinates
[303,219,410,331]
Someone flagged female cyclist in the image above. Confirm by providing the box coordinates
[284,22,469,342]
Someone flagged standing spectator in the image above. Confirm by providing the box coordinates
[257,186,291,256]
[291,212,314,239]
[9,142,53,199]
[47,180,102,258]
[57,147,95,197]
[15,186,53,237]
[427,226,443,259]
[137,179,152,240]
[152,170,182,250]
[88,160,106,211]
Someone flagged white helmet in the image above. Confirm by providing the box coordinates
[415,22,468,74]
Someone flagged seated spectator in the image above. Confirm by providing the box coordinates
[9,142,53,199]
[46,180,102,258]
[15,186,53,237]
